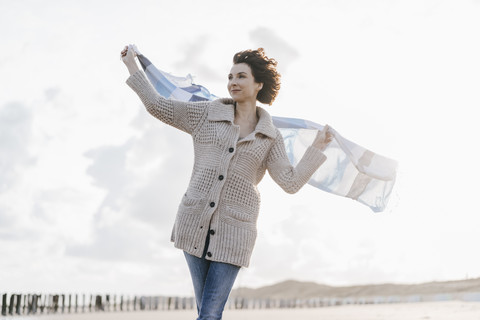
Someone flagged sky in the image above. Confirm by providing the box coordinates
[1,0,480,297]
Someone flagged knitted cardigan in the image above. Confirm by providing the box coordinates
[126,70,327,267]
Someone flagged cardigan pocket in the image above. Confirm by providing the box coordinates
[178,195,204,214]
[221,206,257,231]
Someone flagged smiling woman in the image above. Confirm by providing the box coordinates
[230,48,281,105]
[121,44,333,320]
[228,64,263,105]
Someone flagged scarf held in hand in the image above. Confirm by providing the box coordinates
[130,47,397,212]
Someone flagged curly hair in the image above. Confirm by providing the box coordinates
[232,48,281,105]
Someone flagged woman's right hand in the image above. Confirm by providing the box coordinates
[121,45,140,75]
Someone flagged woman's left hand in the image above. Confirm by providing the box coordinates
[312,124,334,151]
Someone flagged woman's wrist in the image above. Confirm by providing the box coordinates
[127,61,140,75]
[313,142,328,152]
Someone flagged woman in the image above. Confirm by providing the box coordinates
[121,46,333,320]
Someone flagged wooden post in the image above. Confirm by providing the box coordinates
[95,295,102,311]
[15,294,22,315]
[61,294,65,313]
[51,294,56,313]
[1,294,7,316]
[50,295,54,313]
[52,295,59,313]
[8,294,14,315]
[30,294,34,313]
[104,294,110,311]
[33,294,39,314]
[34,294,39,314]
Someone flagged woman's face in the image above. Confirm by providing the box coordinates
[228,63,263,103]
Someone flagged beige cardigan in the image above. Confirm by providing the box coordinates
[126,70,327,267]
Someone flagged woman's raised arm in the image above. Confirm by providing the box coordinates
[121,44,208,135]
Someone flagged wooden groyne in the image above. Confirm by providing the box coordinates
[2,291,480,317]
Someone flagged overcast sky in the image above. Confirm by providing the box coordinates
[1,0,479,297]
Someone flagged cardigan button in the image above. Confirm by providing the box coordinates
[210,202,215,207]
[218,175,224,180]
[209,229,215,235]
[229,147,234,153]
[207,252,212,257]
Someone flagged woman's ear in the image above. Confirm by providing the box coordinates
[257,82,264,91]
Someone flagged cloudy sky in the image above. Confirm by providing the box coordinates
[1,0,479,297]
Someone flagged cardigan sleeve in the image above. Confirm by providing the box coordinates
[126,69,208,134]
[266,131,327,194]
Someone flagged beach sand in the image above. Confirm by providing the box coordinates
[17,301,480,320]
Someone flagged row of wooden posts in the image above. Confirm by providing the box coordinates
[3,291,480,316]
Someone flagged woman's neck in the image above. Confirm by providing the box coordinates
[234,100,257,122]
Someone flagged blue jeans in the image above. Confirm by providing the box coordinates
[183,233,240,320]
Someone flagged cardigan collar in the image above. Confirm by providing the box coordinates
[208,98,277,139]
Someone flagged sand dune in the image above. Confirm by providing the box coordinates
[231,277,480,300]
